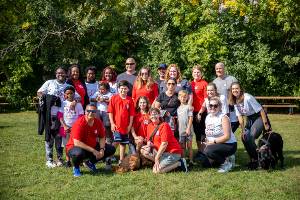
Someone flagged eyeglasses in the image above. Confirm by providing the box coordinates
[86,110,97,113]
[167,82,176,86]
[65,92,74,95]
[126,63,135,65]
[209,104,218,109]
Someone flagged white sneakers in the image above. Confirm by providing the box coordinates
[46,160,64,168]
[46,160,56,168]
[218,156,235,173]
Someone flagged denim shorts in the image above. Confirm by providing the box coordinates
[159,152,181,168]
[179,133,193,144]
[113,132,129,144]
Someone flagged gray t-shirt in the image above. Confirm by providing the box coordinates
[116,72,137,97]
[213,75,237,97]
[177,104,194,136]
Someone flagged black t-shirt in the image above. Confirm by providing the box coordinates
[157,92,180,116]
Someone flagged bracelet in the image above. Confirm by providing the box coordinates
[99,148,105,151]
[214,139,217,144]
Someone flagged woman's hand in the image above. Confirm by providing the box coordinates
[153,157,160,172]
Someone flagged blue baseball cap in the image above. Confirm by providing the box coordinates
[158,63,167,69]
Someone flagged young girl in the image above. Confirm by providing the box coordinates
[177,90,194,164]
[197,82,229,118]
[90,82,113,144]
[58,85,84,167]
[131,96,151,151]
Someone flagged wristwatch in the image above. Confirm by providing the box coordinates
[214,139,217,144]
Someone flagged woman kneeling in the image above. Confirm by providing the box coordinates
[141,108,188,173]
[202,97,237,173]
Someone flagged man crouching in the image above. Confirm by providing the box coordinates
[66,104,116,177]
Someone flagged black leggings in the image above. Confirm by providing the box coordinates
[68,143,116,167]
[204,142,237,166]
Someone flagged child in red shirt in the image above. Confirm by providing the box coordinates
[108,80,135,162]
[131,96,151,150]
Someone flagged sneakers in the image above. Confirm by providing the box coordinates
[73,167,81,177]
[56,159,64,167]
[84,160,97,173]
[218,160,233,173]
[46,160,56,168]
[179,158,188,172]
[228,154,235,168]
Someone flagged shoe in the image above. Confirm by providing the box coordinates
[56,159,64,167]
[218,160,233,173]
[73,167,81,177]
[84,160,97,173]
[46,160,56,168]
[105,158,112,171]
[64,160,72,168]
[179,158,188,172]
[228,155,235,168]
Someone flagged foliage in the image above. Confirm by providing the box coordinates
[0,0,299,108]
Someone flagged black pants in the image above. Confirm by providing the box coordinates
[204,142,237,166]
[193,111,207,142]
[68,143,116,167]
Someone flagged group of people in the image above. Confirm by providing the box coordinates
[37,58,272,177]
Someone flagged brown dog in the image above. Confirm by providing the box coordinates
[113,154,141,173]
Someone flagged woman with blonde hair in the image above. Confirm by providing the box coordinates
[159,64,193,106]
[132,66,159,104]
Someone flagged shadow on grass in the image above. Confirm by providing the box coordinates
[0,125,12,129]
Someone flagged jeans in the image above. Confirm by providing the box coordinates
[242,115,264,160]
[45,130,63,161]
[68,143,116,167]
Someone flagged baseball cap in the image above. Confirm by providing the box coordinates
[158,63,167,69]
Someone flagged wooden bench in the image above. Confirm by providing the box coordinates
[256,96,300,114]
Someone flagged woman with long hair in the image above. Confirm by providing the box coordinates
[100,65,118,94]
[132,66,159,104]
[228,82,271,170]
[66,64,89,109]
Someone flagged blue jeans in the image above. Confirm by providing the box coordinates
[242,114,264,160]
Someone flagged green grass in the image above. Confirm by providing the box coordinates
[0,112,300,200]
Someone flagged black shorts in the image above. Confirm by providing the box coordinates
[193,111,207,141]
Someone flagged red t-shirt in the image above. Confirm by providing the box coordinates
[191,79,208,112]
[132,112,150,138]
[147,122,182,155]
[66,116,105,153]
[132,82,159,104]
[73,79,86,106]
[107,94,135,134]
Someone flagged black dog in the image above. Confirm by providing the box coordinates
[257,132,284,170]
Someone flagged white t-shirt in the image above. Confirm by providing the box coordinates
[38,79,80,115]
[205,112,236,144]
[203,95,229,115]
[85,81,98,98]
[234,93,262,116]
[109,82,118,94]
[38,80,68,115]
[59,100,84,127]
[91,91,113,112]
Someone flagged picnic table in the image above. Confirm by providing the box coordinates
[255,96,300,114]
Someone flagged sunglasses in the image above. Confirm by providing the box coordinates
[167,82,176,85]
[209,104,218,109]
[126,63,135,65]
[86,110,97,113]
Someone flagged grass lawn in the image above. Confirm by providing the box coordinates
[0,111,300,200]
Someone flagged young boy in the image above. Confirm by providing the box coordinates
[58,85,84,167]
[177,90,194,165]
[108,80,134,163]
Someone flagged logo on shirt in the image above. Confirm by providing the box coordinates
[94,130,97,135]
[155,130,160,136]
